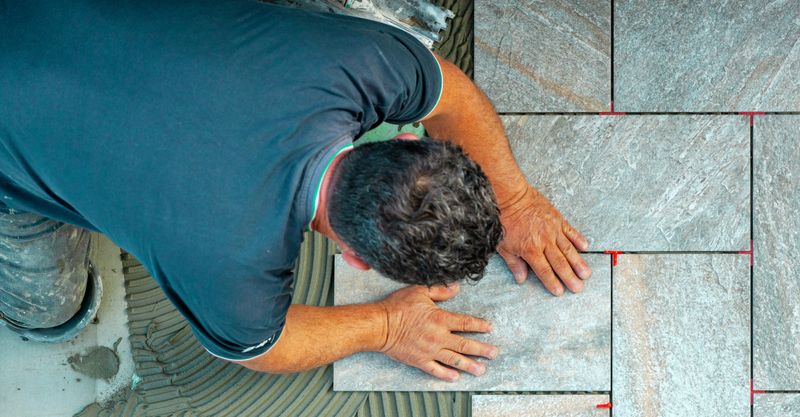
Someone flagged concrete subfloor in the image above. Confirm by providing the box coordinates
[0,234,135,417]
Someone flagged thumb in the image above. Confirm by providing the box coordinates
[499,248,528,284]
[426,282,460,302]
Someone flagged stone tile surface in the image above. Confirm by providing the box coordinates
[333,255,610,391]
[754,115,800,390]
[475,0,610,112]
[613,254,750,417]
[504,115,750,251]
[616,0,800,112]
[754,394,800,417]
[472,395,609,417]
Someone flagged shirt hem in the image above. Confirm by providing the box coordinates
[203,326,286,362]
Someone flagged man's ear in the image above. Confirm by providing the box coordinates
[393,133,419,141]
[342,250,370,271]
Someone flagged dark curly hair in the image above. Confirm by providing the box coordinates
[328,138,503,286]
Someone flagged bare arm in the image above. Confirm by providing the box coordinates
[239,284,497,381]
[239,303,386,373]
[422,54,592,295]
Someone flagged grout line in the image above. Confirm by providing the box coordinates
[749,117,755,416]
[609,253,614,416]
[497,111,800,116]
[581,250,749,255]
[470,391,612,395]
[610,0,615,106]
[757,390,800,394]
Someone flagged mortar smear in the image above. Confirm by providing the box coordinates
[68,346,120,380]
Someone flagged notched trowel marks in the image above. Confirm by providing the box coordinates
[68,338,122,380]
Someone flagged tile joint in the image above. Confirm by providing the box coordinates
[738,111,765,126]
[599,101,627,116]
[737,240,754,266]
[603,250,623,266]
[750,378,767,405]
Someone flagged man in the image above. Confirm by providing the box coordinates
[0,0,592,381]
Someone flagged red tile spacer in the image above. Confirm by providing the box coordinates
[750,378,766,405]
[604,250,623,266]
[599,101,627,116]
[737,240,753,266]
[596,402,613,409]
[738,111,765,126]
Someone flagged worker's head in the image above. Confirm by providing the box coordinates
[328,137,503,286]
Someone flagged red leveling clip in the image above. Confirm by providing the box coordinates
[599,101,627,116]
[738,240,753,266]
[750,378,766,405]
[738,111,765,126]
[604,250,623,266]
[596,402,613,409]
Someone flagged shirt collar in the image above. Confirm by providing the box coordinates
[305,138,354,232]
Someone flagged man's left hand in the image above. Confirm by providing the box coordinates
[496,186,592,295]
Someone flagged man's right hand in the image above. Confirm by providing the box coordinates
[377,284,499,382]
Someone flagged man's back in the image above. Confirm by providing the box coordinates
[0,0,442,359]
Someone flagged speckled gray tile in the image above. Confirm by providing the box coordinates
[613,254,750,417]
[616,0,800,112]
[755,394,800,417]
[754,115,800,390]
[333,255,610,391]
[472,395,610,417]
[475,0,610,112]
[504,115,750,251]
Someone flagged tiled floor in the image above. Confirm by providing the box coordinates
[335,0,800,414]
[334,255,611,391]
[472,395,610,417]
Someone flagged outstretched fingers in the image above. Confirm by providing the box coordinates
[436,349,486,376]
[443,311,493,333]
[498,247,528,284]
[425,283,460,301]
[556,235,591,280]
[544,245,583,293]
[563,222,589,252]
[420,360,460,382]
[524,251,564,296]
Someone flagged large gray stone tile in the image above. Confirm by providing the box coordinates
[504,115,750,251]
[333,255,610,391]
[475,0,610,112]
[755,394,800,417]
[754,115,800,390]
[616,0,800,112]
[472,395,610,417]
[613,254,750,417]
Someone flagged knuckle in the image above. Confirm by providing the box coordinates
[457,338,470,353]
[460,317,471,332]
[445,352,459,366]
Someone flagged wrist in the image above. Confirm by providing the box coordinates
[497,184,537,212]
[362,302,390,353]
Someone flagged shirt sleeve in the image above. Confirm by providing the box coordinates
[189,267,294,361]
[340,18,444,130]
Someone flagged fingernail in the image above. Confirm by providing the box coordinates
[449,373,459,382]
[554,287,564,296]
[489,348,499,359]
[487,323,494,332]
[579,267,592,280]
[473,365,486,376]
[514,272,525,283]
